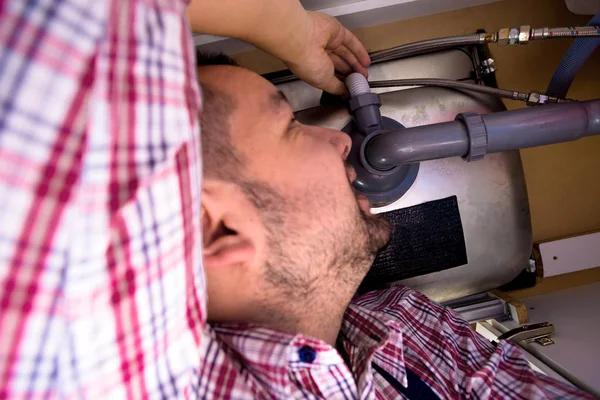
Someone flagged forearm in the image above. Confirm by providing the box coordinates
[187,0,310,64]
[188,0,370,95]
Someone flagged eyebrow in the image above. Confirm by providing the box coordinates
[270,90,291,111]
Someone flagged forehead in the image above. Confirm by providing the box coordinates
[198,65,283,106]
[198,65,290,144]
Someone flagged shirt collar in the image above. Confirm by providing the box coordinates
[342,302,408,390]
[212,323,295,398]
[212,302,408,397]
[212,322,343,397]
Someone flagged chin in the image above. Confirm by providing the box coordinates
[358,207,392,255]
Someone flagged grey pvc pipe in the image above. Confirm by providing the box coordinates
[366,99,600,168]
[366,121,469,167]
[484,100,600,152]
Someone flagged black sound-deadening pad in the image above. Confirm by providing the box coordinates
[358,196,468,294]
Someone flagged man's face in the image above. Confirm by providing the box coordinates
[199,66,390,323]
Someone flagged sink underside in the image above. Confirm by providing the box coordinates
[275,49,532,302]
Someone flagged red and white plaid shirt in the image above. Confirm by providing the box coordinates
[0,0,592,398]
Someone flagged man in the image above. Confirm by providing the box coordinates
[0,0,591,398]
[194,57,592,399]
[198,58,390,345]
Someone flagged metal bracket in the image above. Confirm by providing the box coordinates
[535,337,555,346]
[497,322,555,344]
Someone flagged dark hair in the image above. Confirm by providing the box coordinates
[196,53,284,214]
[196,51,239,67]
[196,53,245,180]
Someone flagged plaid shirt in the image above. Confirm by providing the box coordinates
[0,0,592,398]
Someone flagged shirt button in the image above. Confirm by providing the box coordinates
[298,346,317,363]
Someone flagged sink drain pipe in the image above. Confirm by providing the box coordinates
[364,98,600,168]
[345,74,600,169]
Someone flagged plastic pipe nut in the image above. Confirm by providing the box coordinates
[348,93,381,113]
[456,112,488,162]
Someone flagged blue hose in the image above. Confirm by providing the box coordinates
[547,12,600,98]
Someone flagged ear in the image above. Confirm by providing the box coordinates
[201,180,257,269]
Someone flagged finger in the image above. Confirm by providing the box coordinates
[319,75,348,97]
[332,44,369,78]
[329,53,352,75]
[340,27,371,69]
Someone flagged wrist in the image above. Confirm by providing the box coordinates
[245,4,313,66]
[188,0,311,62]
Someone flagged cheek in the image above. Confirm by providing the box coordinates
[228,191,273,271]
[260,137,357,217]
[296,161,357,219]
[304,145,353,197]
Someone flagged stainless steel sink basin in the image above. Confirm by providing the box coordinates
[275,49,532,303]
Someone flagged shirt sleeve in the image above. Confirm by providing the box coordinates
[0,0,209,397]
[398,287,595,399]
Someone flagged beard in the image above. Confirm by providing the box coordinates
[327,206,391,283]
[240,178,392,299]
[234,177,392,335]
[357,207,392,262]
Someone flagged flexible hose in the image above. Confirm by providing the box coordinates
[370,34,485,63]
[368,79,530,102]
[546,25,600,38]
[547,14,600,98]
[369,27,600,65]
[365,26,600,64]
[269,25,600,86]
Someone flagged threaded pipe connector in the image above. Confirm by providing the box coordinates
[345,73,371,98]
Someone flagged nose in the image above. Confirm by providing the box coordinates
[308,126,352,160]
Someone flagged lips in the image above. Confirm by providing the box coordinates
[346,165,357,183]
[355,193,371,214]
[346,165,371,213]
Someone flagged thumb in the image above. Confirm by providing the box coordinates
[318,75,348,96]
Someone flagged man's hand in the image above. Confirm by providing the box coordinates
[284,12,370,96]
[187,0,371,96]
